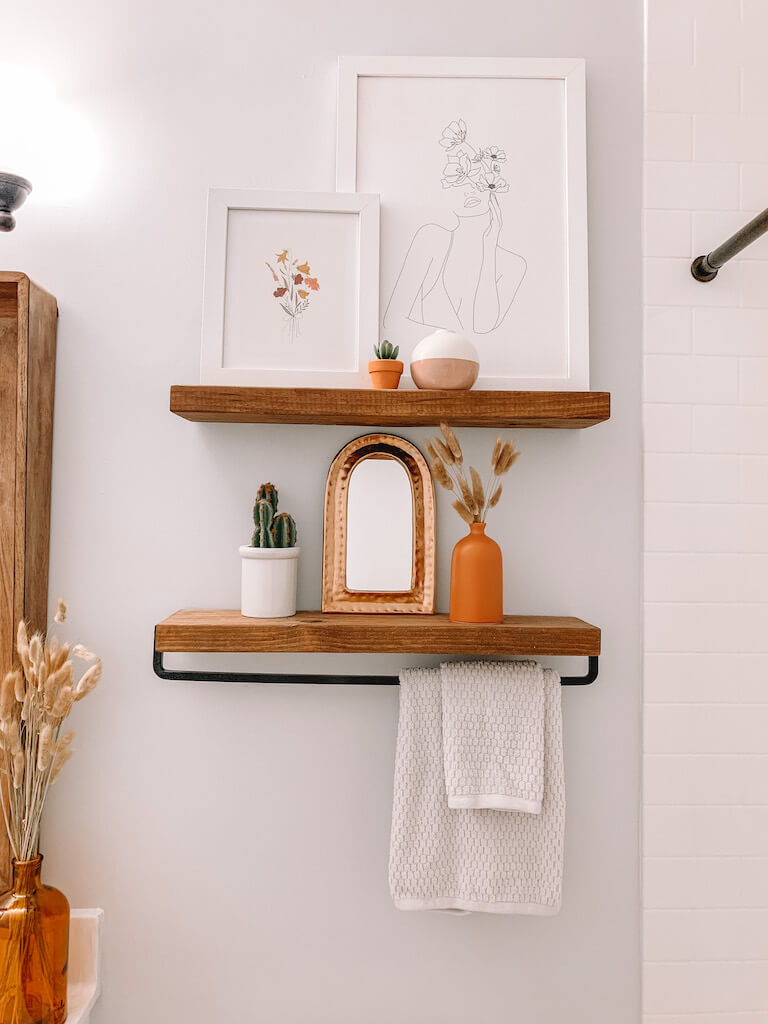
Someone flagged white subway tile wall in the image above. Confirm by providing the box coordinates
[645,0,768,1018]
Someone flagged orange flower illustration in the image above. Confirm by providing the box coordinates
[266,248,320,341]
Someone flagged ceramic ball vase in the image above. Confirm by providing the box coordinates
[410,330,480,390]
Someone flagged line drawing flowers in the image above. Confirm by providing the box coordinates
[439,127,511,199]
[475,170,509,194]
[482,145,506,163]
[265,248,320,341]
[439,119,467,149]
[384,117,527,340]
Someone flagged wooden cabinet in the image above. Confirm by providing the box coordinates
[0,272,57,885]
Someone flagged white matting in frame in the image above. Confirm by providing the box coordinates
[337,57,589,390]
[201,189,380,386]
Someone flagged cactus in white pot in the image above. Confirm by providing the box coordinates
[239,483,300,618]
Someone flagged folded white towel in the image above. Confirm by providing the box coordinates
[389,664,564,915]
[441,660,546,812]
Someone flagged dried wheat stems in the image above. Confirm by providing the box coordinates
[0,601,102,860]
[427,423,519,524]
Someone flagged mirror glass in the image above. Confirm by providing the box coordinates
[345,455,414,592]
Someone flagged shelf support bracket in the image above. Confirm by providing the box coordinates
[152,633,599,687]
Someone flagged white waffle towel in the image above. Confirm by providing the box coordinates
[441,660,546,812]
[389,663,564,915]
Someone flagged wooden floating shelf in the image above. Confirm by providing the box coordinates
[170,386,610,429]
[155,610,601,657]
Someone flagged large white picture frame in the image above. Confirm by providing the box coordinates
[200,189,380,387]
[337,57,589,390]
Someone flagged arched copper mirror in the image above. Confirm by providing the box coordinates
[322,434,435,614]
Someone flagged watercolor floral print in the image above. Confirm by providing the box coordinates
[265,249,320,341]
[384,118,526,339]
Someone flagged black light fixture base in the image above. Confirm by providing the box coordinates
[0,172,32,232]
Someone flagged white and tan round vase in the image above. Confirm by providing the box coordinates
[409,330,480,390]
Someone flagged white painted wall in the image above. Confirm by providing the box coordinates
[5,1,642,1021]
[644,0,768,1019]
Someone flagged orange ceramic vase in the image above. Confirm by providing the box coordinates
[449,522,503,623]
[0,857,69,1024]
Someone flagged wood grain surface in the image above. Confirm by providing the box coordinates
[0,272,57,887]
[155,609,601,656]
[170,385,611,428]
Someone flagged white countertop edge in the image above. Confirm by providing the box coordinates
[68,909,103,1024]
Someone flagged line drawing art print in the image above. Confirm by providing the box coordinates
[265,248,320,342]
[383,118,527,339]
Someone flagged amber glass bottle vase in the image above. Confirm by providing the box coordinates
[0,856,69,1024]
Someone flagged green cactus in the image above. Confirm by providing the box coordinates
[250,483,297,548]
[374,339,400,360]
[255,482,279,513]
[252,498,275,548]
[270,512,297,548]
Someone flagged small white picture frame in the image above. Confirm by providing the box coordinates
[337,57,590,390]
[200,189,380,387]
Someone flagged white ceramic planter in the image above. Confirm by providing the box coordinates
[239,545,300,618]
[410,329,480,390]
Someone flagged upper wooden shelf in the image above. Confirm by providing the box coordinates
[170,386,610,429]
[155,610,601,656]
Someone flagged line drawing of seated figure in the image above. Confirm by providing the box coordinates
[383,118,527,344]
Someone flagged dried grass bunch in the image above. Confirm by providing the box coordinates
[0,600,102,861]
[427,422,519,525]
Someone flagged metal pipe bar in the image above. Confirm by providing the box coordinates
[152,644,599,687]
[692,207,768,281]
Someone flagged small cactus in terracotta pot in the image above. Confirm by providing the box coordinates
[368,340,403,390]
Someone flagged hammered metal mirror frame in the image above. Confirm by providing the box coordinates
[322,434,436,614]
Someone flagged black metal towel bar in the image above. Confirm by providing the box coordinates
[691,207,768,281]
[152,644,599,687]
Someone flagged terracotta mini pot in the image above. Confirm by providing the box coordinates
[410,330,479,390]
[449,523,503,623]
[368,359,404,390]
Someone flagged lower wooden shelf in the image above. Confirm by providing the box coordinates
[154,610,601,657]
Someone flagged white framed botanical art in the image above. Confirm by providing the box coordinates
[200,189,380,386]
[337,57,590,390]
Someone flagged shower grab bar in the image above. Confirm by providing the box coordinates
[691,207,768,281]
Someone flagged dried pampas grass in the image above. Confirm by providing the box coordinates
[440,422,463,463]
[0,601,102,860]
[430,458,453,492]
[452,500,475,525]
[426,424,520,526]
